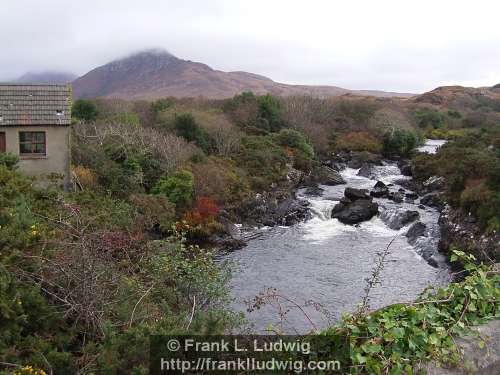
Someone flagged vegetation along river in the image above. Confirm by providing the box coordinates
[227,140,451,333]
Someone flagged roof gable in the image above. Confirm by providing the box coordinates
[0,84,72,126]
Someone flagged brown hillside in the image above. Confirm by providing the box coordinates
[73,49,413,100]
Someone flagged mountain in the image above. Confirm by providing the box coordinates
[16,71,77,84]
[73,49,413,100]
[413,85,500,108]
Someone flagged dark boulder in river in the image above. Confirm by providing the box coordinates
[303,185,324,196]
[381,209,420,230]
[420,193,444,210]
[306,165,346,186]
[388,191,404,203]
[357,163,375,178]
[405,222,427,244]
[345,187,370,200]
[332,187,379,224]
[370,181,389,198]
[397,160,412,176]
[332,198,379,224]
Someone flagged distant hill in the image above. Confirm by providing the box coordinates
[73,49,414,100]
[413,85,500,108]
[16,71,77,84]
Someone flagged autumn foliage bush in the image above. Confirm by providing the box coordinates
[334,131,382,153]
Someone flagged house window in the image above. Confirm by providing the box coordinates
[19,131,46,155]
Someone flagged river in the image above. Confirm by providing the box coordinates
[227,140,451,333]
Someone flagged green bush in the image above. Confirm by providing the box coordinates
[151,98,173,115]
[335,132,382,153]
[152,170,195,210]
[72,99,99,122]
[273,129,315,159]
[258,94,283,132]
[0,153,19,170]
[383,129,419,156]
[447,109,462,119]
[415,108,445,129]
[173,113,210,152]
[237,136,289,190]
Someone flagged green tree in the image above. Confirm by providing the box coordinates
[152,170,195,210]
[72,99,99,122]
[174,113,210,152]
[258,94,283,132]
[383,129,419,156]
[274,129,314,159]
[151,98,173,114]
[415,108,445,129]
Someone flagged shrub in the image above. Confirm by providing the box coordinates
[189,110,242,156]
[258,94,283,132]
[152,170,195,210]
[335,132,382,153]
[173,113,210,152]
[223,92,261,129]
[273,129,314,159]
[447,109,462,119]
[108,112,140,125]
[383,129,419,156]
[72,165,98,190]
[335,98,378,125]
[189,157,251,206]
[237,136,289,190]
[129,194,176,232]
[73,122,198,196]
[72,99,99,122]
[0,152,19,170]
[415,108,445,129]
[196,197,220,220]
[151,98,173,115]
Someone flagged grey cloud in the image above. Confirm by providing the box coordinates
[1,0,498,92]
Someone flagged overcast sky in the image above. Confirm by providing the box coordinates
[2,0,499,93]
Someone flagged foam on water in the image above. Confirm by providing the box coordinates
[417,139,446,154]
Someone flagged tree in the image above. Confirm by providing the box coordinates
[382,129,418,156]
[258,94,283,132]
[273,129,314,159]
[72,99,99,122]
[173,113,210,152]
[152,170,195,210]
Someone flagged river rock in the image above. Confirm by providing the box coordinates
[273,199,311,226]
[382,209,420,230]
[332,199,379,224]
[303,185,324,196]
[357,163,375,178]
[345,187,370,200]
[398,160,413,176]
[420,193,444,210]
[405,222,427,243]
[388,191,404,203]
[405,192,419,200]
[417,319,500,374]
[370,181,389,198]
[309,165,346,186]
[209,234,247,251]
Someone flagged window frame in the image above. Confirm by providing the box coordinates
[19,131,47,156]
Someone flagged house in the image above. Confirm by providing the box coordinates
[0,84,72,189]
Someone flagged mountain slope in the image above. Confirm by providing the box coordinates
[413,85,500,108]
[16,71,77,84]
[73,49,413,100]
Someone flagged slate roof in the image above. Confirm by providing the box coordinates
[0,84,72,126]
